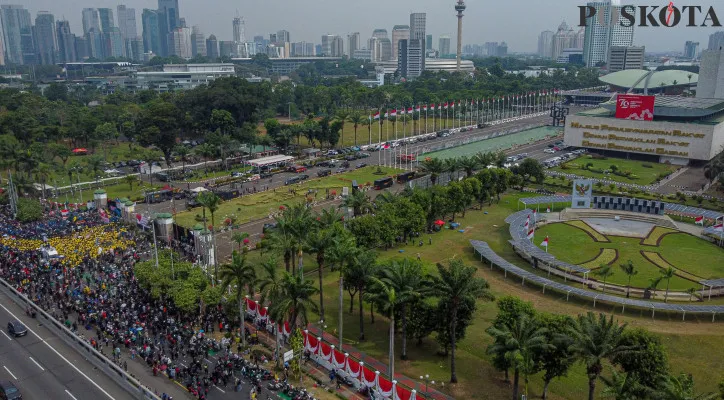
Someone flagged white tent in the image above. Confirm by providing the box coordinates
[190,187,209,193]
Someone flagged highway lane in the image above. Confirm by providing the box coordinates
[0,290,132,400]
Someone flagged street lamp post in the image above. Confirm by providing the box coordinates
[420,375,430,394]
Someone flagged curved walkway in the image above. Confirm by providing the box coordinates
[471,240,724,321]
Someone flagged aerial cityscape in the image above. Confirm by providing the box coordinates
[1,0,724,400]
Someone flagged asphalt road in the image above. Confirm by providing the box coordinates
[0,290,130,400]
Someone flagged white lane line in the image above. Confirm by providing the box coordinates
[65,389,79,400]
[0,303,115,400]
[29,356,45,371]
[3,365,17,380]
[214,385,226,393]
[1,330,11,340]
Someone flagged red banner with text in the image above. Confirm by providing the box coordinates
[615,94,655,121]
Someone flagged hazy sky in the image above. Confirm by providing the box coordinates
[17,0,724,53]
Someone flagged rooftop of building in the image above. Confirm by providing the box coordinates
[599,69,698,90]
[575,96,724,125]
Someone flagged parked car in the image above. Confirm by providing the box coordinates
[0,381,21,400]
[356,163,368,169]
[326,150,339,156]
[263,223,277,232]
[317,169,332,177]
[287,165,307,173]
[543,148,556,154]
[7,320,27,337]
[299,174,310,181]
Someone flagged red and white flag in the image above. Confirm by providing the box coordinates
[541,236,549,248]
[546,206,551,213]
[695,216,704,225]
[390,109,397,117]
[714,223,724,232]
[524,215,530,228]
[533,210,537,220]
[415,105,421,112]
[407,107,413,114]
[527,228,535,240]
[373,112,380,120]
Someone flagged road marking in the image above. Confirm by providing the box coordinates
[29,356,45,371]
[214,385,226,393]
[65,389,79,400]
[3,365,17,380]
[0,303,116,400]
[0,330,11,340]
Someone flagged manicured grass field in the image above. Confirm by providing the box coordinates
[50,181,162,203]
[424,126,561,160]
[551,156,680,185]
[534,222,724,291]
[175,166,401,228]
[242,191,724,399]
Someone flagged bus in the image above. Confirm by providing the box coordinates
[396,171,416,183]
[373,177,393,190]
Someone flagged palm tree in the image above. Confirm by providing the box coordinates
[174,144,191,174]
[567,312,636,400]
[86,155,104,180]
[269,272,319,331]
[219,251,257,348]
[194,143,217,172]
[33,163,52,199]
[267,223,297,273]
[328,231,359,348]
[340,190,372,217]
[619,260,637,298]
[444,157,461,181]
[685,287,698,302]
[364,277,401,379]
[648,277,663,300]
[601,370,647,400]
[197,191,222,281]
[377,259,424,360]
[419,158,445,185]
[430,259,494,383]
[486,315,549,400]
[374,191,398,207]
[654,373,717,400]
[317,207,343,229]
[344,250,378,341]
[304,228,334,322]
[347,112,364,146]
[231,231,250,253]
[335,110,349,146]
[660,267,675,303]
[594,264,614,293]
[257,255,283,305]
[458,156,479,178]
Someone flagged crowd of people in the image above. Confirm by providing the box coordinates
[0,204,279,400]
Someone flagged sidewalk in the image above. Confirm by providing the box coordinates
[113,348,190,399]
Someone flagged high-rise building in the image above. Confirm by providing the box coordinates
[398,39,408,75]
[606,46,643,72]
[206,34,219,59]
[321,34,335,56]
[409,13,426,72]
[538,30,554,58]
[372,29,388,40]
[582,1,634,67]
[348,32,360,57]
[331,35,344,57]
[128,37,144,61]
[708,31,724,50]
[291,41,315,57]
[399,38,424,78]
[368,37,381,61]
[379,38,392,61]
[86,28,104,59]
[1,5,33,65]
[117,5,137,57]
[158,0,180,56]
[498,42,508,56]
[684,41,700,59]
[142,9,162,55]
[34,12,57,65]
[56,20,76,63]
[232,17,245,43]
[82,8,100,35]
[169,26,191,59]
[218,40,234,58]
[697,49,724,99]
[191,25,206,57]
[98,8,114,32]
[439,35,451,56]
[104,27,124,58]
[74,36,88,60]
[391,25,409,61]
[552,22,578,60]
[426,34,433,50]
[277,30,290,44]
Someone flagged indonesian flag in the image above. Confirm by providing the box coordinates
[383,143,390,149]
[61,209,69,217]
[443,102,449,109]
[390,109,397,117]
[714,223,724,232]
[695,216,704,225]
[383,110,389,118]
[407,107,413,114]
[541,236,549,248]
[415,105,421,112]
[373,112,380,120]
[524,215,530,228]
[533,210,537,220]
[546,206,551,213]
[527,228,535,240]
[422,105,428,111]
[450,102,455,109]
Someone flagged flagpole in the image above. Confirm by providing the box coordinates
[378,112,382,166]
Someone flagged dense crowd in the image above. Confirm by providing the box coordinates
[0,205,272,399]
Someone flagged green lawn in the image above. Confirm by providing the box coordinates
[241,191,724,399]
[175,166,401,228]
[50,181,162,203]
[551,156,680,185]
[425,126,561,160]
[534,222,724,291]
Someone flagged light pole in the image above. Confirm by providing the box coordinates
[420,375,430,394]
[288,102,293,122]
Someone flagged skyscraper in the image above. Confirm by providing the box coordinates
[409,13,426,75]
[128,37,144,61]
[321,34,335,56]
[142,9,161,55]
[1,5,33,65]
[74,36,88,60]
[582,1,634,67]
[206,34,218,59]
[709,31,724,50]
[439,35,451,56]
[86,28,104,59]
[348,32,360,57]
[372,29,388,40]
[56,20,76,63]
[169,26,191,59]
[218,40,233,58]
[697,49,724,99]
[331,35,344,57]
[552,22,577,60]
[81,8,100,35]
[191,26,206,57]
[157,0,180,56]
[538,30,554,58]
[684,41,700,59]
[607,46,644,72]
[277,30,290,44]
[117,5,137,57]
[34,12,57,65]
[232,17,245,43]
[104,27,124,58]
[426,34,433,50]
[379,38,392,61]
[391,25,409,61]
[98,8,114,32]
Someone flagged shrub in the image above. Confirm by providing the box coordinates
[17,198,43,222]
[641,163,653,168]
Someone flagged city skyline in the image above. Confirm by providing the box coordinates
[16,0,723,54]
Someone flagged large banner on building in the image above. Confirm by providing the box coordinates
[615,94,655,121]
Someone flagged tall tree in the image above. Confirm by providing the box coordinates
[365,277,401,379]
[343,250,378,341]
[347,112,364,146]
[269,272,319,331]
[304,227,334,322]
[419,158,446,185]
[619,260,638,298]
[196,191,222,281]
[378,259,425,360]
[219,251,257,347]
[594,264,614,293]
[660,267,675,303]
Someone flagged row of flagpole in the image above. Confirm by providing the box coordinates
[695,215,724,246]
[366,89,562,146]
